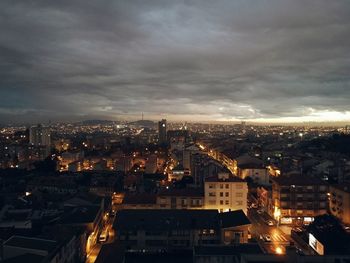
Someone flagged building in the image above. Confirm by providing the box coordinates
[157,188,204,209]
[329,184,350,225]
[26,176,78,195]
[236,155,269,185]
[114,209,250,250]
[121,193,158,209]
[29,124,51,147]
[168,164,189,181]
[158,119,167,144]
[204,173,248,214]
[270,175,328,225]
[190,152,225,188]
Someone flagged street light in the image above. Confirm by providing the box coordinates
[274,207,281,227]
[275,246,283,255]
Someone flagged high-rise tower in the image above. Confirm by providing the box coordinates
[158,119,167,144]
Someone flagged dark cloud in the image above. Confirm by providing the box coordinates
[0,0,350,123]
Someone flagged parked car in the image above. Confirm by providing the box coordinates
[264,234,272,242]
[267,220,274,226]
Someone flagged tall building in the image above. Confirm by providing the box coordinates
[158,119,167,144]
[29,124,51,147]
[270,175,328,225]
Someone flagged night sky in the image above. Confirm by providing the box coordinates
[1,1,350,124]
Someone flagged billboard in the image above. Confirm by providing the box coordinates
[309,233,324,255]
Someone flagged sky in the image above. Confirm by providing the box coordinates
[0,0,350,124]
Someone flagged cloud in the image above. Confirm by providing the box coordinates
[0,0,349,123]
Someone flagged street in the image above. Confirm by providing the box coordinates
[85,211,116,263]
[248,207,314,255]
[248,208,290,254]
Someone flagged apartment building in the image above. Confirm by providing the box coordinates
[204,173,248,214]
[270,175,328,225]
[114,209,250,250]
[329,183,350,225]
[157,188,204,209]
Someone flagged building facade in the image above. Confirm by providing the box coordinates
[29,124,51,147]
[204,173,248,214]
[329,184,350,225]
[270,175,328,225]
[114,209,250,250]
[157,188,204,209]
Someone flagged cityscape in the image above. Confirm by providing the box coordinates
[1,1,350,263]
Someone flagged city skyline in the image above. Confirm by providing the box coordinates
[1,1,350,124]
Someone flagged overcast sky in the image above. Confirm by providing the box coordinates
[1,0,350,124]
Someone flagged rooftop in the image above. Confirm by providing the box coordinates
[60,205,101,225]
[4,235,57,253]
[2,253,45,263]
[115,209,250,231]
[122,193,157,205]
[271,174,327,186]
[115,209,219,231]
[205,175,245,183]
[219,210,251,228]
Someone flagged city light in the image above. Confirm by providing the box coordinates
[275,247,283,255]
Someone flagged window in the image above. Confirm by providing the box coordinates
[225,192,229,197]
[236,184,243,189]
[220,200,224,205]
[209,184,215,189]
[307,186,313,190]
[208,192,216,197]
[236,192,243,198]
[236,201,243,206]
[220,184,224,189]
[319,185,326,191]
[220,192,224,197]
[181,199,187,206]
[225,184,229,189]
[225,200,229,205]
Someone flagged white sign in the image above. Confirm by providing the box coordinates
[309,233,324,255]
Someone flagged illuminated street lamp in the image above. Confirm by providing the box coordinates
[274,207,281,227]
[275,246,283,255]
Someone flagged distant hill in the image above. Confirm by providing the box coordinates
[79,120,118,125]
[129,120,155,128]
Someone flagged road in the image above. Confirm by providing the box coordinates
[85,211,116,263]
[248,208,314,255]
[248,208,290,254]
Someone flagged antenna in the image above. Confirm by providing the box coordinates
[142,112,144,121]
